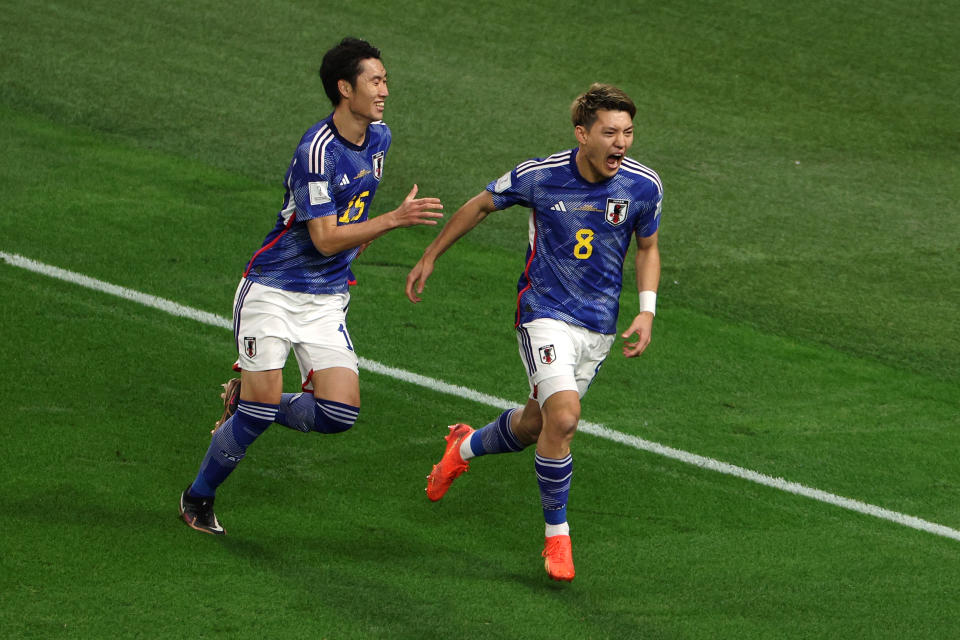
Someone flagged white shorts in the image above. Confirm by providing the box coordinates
[516,317,615,406]
[232,278,359,389]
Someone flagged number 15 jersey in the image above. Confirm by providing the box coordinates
[486,148,662,335]
[243,114,390,295]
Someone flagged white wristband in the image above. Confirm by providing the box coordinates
[639,290,657,316]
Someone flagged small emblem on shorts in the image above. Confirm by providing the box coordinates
[243,337,257,358]
[605,198,630,226]
[539,344,556,364]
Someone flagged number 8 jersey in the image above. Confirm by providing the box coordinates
[486,148,662,335]
[243,114,391,294]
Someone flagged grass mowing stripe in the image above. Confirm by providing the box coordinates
[5,248,959,544]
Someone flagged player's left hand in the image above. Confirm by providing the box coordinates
[621,313,654,357]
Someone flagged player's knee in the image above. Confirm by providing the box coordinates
[312,399,359,434]
[542,399,580,443]
[550,410,579,440]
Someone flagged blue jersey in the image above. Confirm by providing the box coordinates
[487,148,662,334]
[243,114,391,294]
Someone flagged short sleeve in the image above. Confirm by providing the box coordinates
[636,191,662,238]
[486,165,533,210]
[290,141,338,221]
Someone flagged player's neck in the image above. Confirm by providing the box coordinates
[574,147,605,183]
[332,107,370,146]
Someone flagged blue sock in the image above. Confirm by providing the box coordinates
[275,393,315,432]
[189,400,277,497]
[468,408,525,457]
[274,393,358,434]
[313,399,359,434]
[535,452,573,525]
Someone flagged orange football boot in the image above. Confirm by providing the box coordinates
[542,535,575,582]
[425,423,475,501]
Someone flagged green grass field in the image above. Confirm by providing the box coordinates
[2,1,958,638]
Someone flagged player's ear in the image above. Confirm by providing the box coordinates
[574,124,588,145]
[338,78,352,101]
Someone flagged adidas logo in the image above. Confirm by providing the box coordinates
[339,174,350,186]
[549,201,567,212]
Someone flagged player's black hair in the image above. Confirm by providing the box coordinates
[571,83,636,129]
[319,37,382,106]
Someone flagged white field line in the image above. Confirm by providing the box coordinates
[4,249,959,543]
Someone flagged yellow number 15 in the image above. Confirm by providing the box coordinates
[339,190,370,223]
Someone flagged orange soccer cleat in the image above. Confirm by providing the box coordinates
[425,423,475,501]
[542,535,575,582]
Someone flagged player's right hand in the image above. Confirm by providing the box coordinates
[405,258,434,303]
[392,184,443,228]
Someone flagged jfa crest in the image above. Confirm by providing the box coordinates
[372,151,384,181]
[244,337,257,358]
[605,198,630,226]
[539,344,556,365]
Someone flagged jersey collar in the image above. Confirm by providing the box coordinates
[570,147,615,185]
[326,113,371,152]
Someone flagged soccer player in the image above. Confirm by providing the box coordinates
[405,84,662,582]
[179,37,443,535]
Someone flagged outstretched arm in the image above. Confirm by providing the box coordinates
[405,189,498,303]
[621,230,660,358]
[307,184,443,257]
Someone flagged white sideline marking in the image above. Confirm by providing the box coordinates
[4,249,959,543]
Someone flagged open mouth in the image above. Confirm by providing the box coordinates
[606,152,623,171]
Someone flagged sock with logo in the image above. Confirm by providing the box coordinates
[274,392,359,434]
[188,400,277,498]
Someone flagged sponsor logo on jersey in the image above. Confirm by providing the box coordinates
[605,198,630,226]
[494,171,512,193]
[309,180,331,206]
[372,151,384,180]
[549,201,567,212]
[539,344,556,364]
[244,337,257,358]
[340,174,351,186]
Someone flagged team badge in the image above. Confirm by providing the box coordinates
[605,198,630,226]
[539,344,556,365]
[372,151,384,180]
[243,337,257,358]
